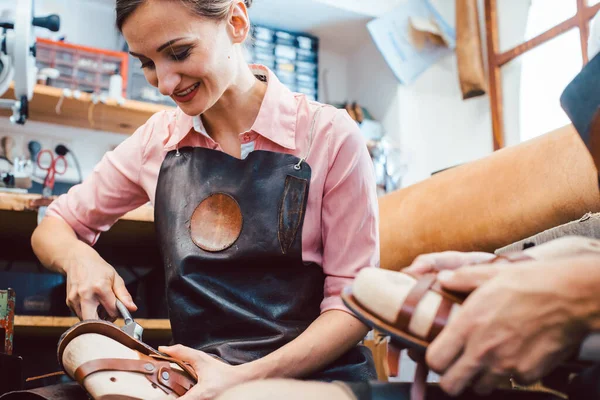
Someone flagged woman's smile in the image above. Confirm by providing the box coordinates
[173,82,201,103]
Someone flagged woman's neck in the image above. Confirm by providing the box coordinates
[202,64,267,144]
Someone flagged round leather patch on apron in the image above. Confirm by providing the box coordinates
[190,193,243,252]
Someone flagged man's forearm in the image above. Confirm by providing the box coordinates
[240,310,369,379]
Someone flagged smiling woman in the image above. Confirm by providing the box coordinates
[118,0,258,119]
[29,0,381,398]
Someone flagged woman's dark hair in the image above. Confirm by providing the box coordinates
[116,0,253,31]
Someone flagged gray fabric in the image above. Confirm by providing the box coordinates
[495,212,600,255]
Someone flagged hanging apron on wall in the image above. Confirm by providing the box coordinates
[154,108,376,381]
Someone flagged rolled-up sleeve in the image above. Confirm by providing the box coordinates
[45,112,161,245]
[320,110,380,314]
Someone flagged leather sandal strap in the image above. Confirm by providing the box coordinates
[74,358,195,396]
[427,297,454,342]
[74,359,155,383]
[156,365,195,396]
[386,342,401,377]
[150,354,198,381]
[394,274,437,330]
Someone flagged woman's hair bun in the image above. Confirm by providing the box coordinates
[245,0,253,8]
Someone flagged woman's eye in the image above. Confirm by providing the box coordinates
[172,49,191,61]
[141,61,155,70]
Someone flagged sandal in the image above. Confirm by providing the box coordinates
[343,252,537,352]
[58,320,197,399]
[343,238,600,399]
[344,236,600,352]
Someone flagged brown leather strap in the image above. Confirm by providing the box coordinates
[490,252,534,263]
[74,358,155,383]
[386,342,401,377]
[157,365,195,396]
[427,297,454,342]
[25,371,66,382]
[150,353,198,381]
[73,357,195,396]
[411,360,429,400]
[394,274,437,330]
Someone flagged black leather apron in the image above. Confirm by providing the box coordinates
[153,110,375,381]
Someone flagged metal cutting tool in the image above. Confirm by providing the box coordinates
[115,299,144,341]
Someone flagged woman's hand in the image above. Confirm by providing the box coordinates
[426,256,600,396]
[31,216,136,320]
[159,345,256,400]
[64,241,136,320]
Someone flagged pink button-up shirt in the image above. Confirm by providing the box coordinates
[47,65,380,314]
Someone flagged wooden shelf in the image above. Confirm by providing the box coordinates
[0,192,154,222]
[14,316,171,338]
[0,192,160,267]
[0,84,174,135]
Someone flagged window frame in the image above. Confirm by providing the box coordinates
[484,0,600,149]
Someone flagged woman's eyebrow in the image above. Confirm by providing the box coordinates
[156,37,186,52]
[129,37,187,58]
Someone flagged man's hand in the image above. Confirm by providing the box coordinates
[404,251,496,276]
[426,256,600,396]
[160,345,257,400]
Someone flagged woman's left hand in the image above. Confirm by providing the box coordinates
[159,344,256,400]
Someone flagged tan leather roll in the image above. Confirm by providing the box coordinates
[456,0,487,99]
[379,125,600,270]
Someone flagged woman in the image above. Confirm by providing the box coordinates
[31,0,380,397]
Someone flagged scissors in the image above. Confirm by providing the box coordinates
[37,149,67,197]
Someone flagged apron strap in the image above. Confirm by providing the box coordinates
[295,105,325,170]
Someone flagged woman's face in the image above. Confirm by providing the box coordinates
[122,1,246,116]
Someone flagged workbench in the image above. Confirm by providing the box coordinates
[0,192,170,381]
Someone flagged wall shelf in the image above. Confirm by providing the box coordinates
[0,84,174,135]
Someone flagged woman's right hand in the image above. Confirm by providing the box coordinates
[63,242,137,320]
[32,216,137,321]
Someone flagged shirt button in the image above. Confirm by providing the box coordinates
[244,133,251,141]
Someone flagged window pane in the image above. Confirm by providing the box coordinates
[498,0,576,53]
[501,28,582,144]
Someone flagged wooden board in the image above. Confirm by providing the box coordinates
[0,84,174,135]
[14,316,171,339]
[0,192,154,222]
[0,192,160,267]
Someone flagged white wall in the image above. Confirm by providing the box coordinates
[0,0,124,183]
[0,117,126,184]
[0,0,120,51]
[318,46,349,105]
[342,0,530,185]
[0,0,533,188]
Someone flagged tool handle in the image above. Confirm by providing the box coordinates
[115,299,133,323]
[32,14,60,32]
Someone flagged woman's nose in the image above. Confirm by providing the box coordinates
[156,65,181,96]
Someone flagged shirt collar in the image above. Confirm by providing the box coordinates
[164,64,298,151]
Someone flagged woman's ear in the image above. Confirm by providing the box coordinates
[228,1,250,44]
